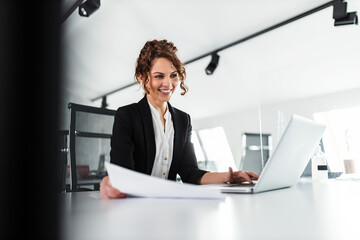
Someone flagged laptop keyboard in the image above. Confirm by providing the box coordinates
[225,182,256,187]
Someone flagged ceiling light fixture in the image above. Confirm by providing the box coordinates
[333,0,358,26]
[205,53,220,75]
[101,96,108,109]
[78,0,101,17]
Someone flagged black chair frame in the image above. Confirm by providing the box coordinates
[68,102,116,191]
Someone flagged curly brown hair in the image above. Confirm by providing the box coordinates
[134,39,188,95]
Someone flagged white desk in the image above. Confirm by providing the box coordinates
[60,179,360,240]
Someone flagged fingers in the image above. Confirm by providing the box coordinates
[231,171,254,184]
[225,167,256,184]
[239,171,254,184]
[224,167,233,183]
[100,176,127,199]
[228,167,233,182]
[246,171,260,180]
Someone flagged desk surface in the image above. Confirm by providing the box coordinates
[60,179,360,240]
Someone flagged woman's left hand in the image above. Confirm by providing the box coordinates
[225,167,259,184]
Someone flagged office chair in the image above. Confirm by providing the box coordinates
[68,102,116,192]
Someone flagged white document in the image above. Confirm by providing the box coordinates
[105,162,224,199]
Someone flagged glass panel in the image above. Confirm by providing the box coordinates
[198,126,237,172]
[314,106,360,174]
[191,131,206,169]
[75,111,114,134]
[75,137,110,184]
[256,65,360,179]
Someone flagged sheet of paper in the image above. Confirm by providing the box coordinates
[105,162,224,199]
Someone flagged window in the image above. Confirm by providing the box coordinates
[314,106,360,174]
[191,127,236,172]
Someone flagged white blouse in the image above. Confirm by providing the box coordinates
[148,102,174,179]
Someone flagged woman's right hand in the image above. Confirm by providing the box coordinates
[100,176,127,199]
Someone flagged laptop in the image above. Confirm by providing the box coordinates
[208,114,326,194]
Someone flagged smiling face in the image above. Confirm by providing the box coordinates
[142,57,179,108]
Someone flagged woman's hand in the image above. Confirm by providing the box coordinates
[225,167,259,184]
[199,167,259,185]
[100,176,127,199]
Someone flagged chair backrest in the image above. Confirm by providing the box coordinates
[68,102,116,191]
[57,130,69,193]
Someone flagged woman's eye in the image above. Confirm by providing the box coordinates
[170,74,178,78]
[155,75,164,79]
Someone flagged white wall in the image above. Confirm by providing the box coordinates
[192,88,360,168]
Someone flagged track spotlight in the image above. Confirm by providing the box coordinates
[205,53,220,75]
[79,0,101,17]
[333,0,358,26]
[101,96,108,109]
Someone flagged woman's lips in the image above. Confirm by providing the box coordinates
[158,89,172,95]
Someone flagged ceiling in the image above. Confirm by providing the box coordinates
[61,0,360,123]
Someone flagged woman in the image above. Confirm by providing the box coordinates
[100,39,259,199]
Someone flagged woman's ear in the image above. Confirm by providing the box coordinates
[138,74,146,85]
[138,74,150,94]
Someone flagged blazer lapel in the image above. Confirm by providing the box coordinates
[138,95,156,174]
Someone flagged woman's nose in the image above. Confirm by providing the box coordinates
[163,76,171,86]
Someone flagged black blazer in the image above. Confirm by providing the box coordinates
[110,95,207,184]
